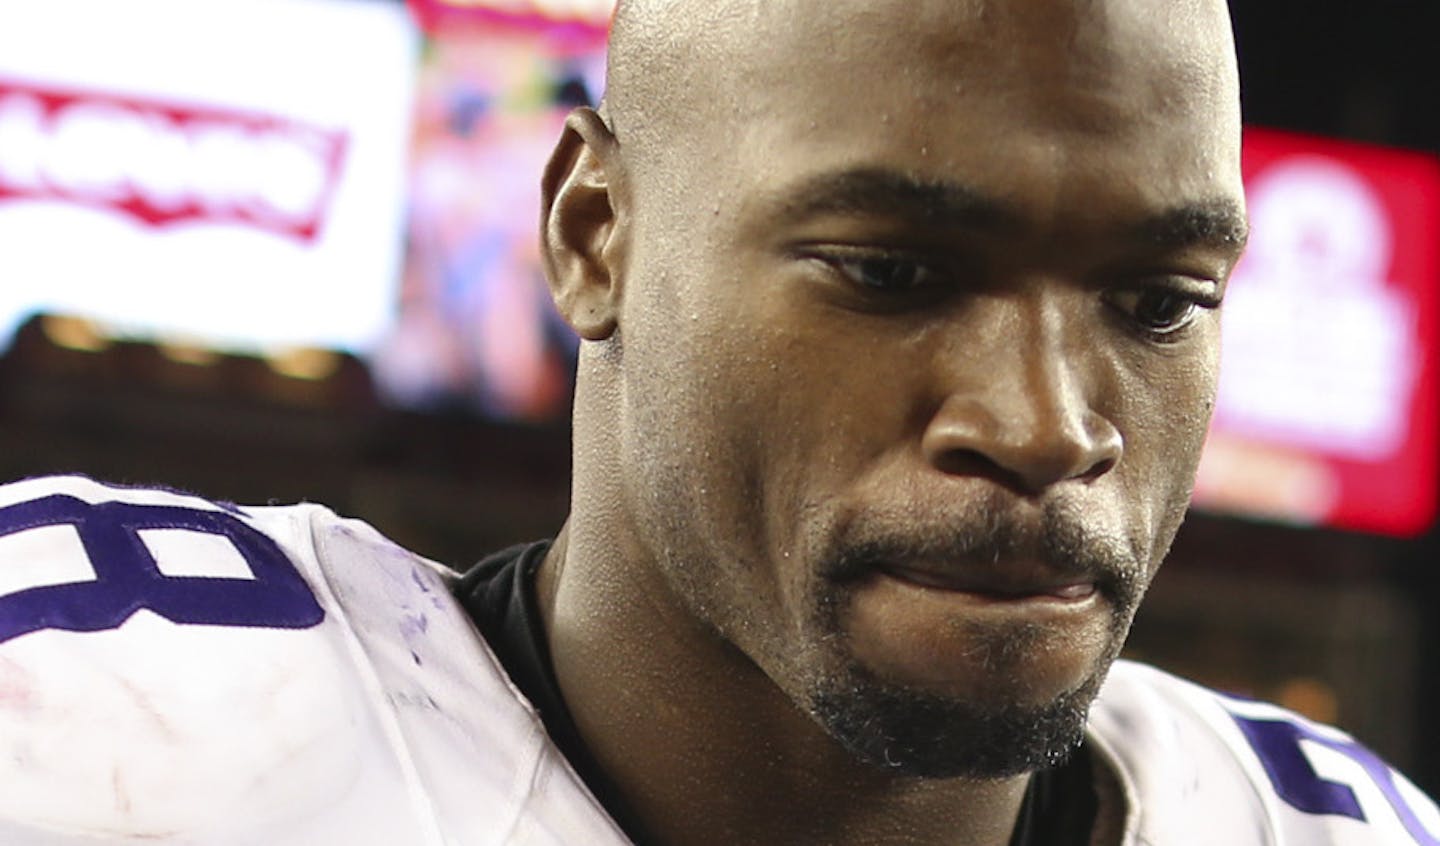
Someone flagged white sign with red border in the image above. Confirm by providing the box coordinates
[0,0,419,354]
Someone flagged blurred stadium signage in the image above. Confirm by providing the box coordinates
[1193,128,1439,536]
[0,0,418,356]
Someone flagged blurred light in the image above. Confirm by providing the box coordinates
[1273,676,1341,726]
[40,315,109,353]
[157,343,220,367]
[266,347,343,381]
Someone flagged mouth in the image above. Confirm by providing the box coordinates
[873,561,1101,603]
[840,556,1118,698]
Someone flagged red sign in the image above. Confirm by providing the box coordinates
[1193,128,1440,536]
[0,77,349,244]
[406,0,612,46]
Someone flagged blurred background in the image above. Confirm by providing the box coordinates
[0,0,1436,797]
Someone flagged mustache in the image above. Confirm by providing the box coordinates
[815,497,1143,591]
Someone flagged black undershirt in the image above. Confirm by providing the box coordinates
[454,541,1097,846]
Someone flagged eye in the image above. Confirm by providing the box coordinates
[1105,286,1215,336]
[827,253,943,292]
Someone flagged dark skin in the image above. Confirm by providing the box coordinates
[536,0,1247,843]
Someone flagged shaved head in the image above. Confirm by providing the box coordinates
[601,0,1240,186]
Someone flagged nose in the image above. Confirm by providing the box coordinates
[920,303,1123,495]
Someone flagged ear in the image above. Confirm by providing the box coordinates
[541,108,625,341]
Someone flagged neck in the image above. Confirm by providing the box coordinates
[536,521,1033,846]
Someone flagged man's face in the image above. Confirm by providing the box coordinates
[605,0,1245,777]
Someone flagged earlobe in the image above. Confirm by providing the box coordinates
[541,108,625,341]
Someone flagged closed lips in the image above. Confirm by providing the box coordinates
[877,563,1099,600]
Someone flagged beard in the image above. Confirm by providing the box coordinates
[806,634,1107,779]
[795,493,1151,780]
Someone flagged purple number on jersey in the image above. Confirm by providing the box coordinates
[0,494,324,644]
[1234,714,1438,845]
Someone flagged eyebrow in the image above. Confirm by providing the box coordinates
[773,167,1249,253]
[775,168,1016,231]
[1132,198,1249,253]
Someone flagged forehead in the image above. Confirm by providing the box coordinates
[732,0,1236,117]
[639,0,1242,236]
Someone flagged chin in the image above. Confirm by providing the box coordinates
[807,668,1102,780]
[804,643,1117,780]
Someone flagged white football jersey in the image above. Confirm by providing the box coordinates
[0,476,1435,845]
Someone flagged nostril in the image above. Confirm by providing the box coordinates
[928,447,1039,496]
[931,448,1000,478]
[926,442,1118,495]
[1079,456,1117,483]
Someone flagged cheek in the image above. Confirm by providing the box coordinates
[1157,335,1222,467]
[1108,335,1220,560]
[617,283,814,572]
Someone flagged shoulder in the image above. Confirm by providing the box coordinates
[0,475,624,844]
[1089,659,1440,845]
